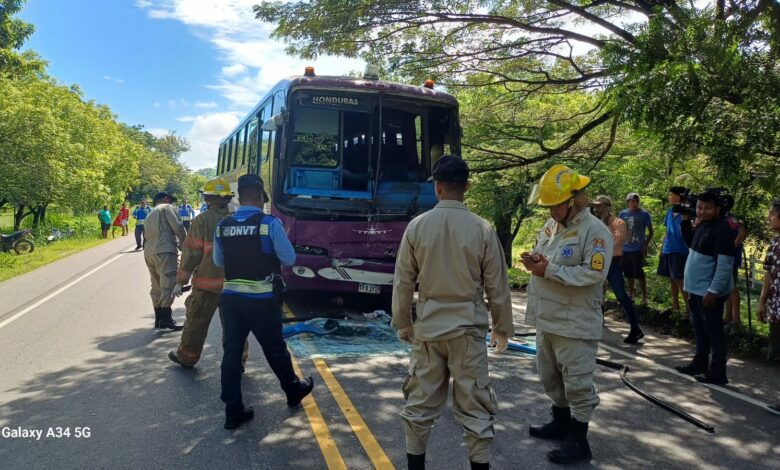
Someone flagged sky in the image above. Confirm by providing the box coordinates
[19,0,364,169]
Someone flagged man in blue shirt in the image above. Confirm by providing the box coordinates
[675,190,736,385]
[177,197,196,231]
[619,193,654,305]
[657,187,689,315]
[213,174,313,430]
[132,199,152,250]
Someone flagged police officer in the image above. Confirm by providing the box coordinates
[392,155,514,470]
[521,164,612,464]
[132,198,152,250]
[213,174,313,430]
[177,197,196,231]
[169,178,248,368]
[144,191,187,330]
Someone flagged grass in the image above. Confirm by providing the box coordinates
[0,209,114,282]
[0,236,110,282]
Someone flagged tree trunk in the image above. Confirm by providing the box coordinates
[14,204,25,230]
[39,203,48,225]
[32,206,41,228]
[494,213,515,266]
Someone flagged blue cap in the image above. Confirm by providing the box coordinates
[237,174,264,190]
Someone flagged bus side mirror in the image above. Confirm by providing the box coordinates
[261,113,283,131]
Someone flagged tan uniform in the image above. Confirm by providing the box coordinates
[525,209,613,422]
[174,206,240,367]
[392,200,514,463]
[143,204,187,308]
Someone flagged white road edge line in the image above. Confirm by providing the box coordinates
[0,252,126,331]
[599,342,779,414]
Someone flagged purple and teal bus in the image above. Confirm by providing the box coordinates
[215,66,460,298]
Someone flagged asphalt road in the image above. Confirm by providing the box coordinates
[1,238,779,469]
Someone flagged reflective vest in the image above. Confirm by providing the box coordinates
[133,206,152,225]
[217,212,281,298]
[178,204,194,221]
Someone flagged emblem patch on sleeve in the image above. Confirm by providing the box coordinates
[590,252,605,271]
[593,238,606,252]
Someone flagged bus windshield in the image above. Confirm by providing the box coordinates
[280,90,459,219]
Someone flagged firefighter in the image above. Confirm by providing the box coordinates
[520,164,613,464]
[213,174,313,430]
[392,155,515,470]
[168,178,248,368]
[144,191,187,330]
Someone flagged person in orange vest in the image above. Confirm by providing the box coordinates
[169,178,247,368]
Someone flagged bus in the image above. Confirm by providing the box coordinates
[215,66,461,298]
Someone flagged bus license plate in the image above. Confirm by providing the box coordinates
[358,283,381,294]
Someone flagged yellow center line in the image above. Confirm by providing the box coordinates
[285,303,347,470]
[314,357,396,470]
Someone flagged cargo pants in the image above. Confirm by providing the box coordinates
[145,253,178,308]
[175,289,248,367]
[536,330,600,422]
[401,333,498,464]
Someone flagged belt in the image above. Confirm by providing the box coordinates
[223,279,274,294]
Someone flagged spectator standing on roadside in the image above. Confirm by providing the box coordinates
[723,199,748,331]
[619,193,653,305]
[98,205,111,239]
[658,187,690,318]
[590,195,643,344]
[758,199,780,367]
[119,202,130,236]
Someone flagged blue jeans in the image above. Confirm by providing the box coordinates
[607,256,640,332]
[688,294,728,364]
[220,294,298,414]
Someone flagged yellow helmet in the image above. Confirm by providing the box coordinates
[201,177,234,197]
[529,164,591,207]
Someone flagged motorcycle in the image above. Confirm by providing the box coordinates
[0,229,35,254]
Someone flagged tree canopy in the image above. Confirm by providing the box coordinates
[255,0,779,178]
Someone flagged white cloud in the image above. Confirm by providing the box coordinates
[104,75,125,84]
[179,112,241,169]
[153,101,161,107]
[137,0,364,168]
[146,127,172,138]
[194,100,218,108]
[222,63,247,77]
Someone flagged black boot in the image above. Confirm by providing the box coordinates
[675,355,708,376]
[224,406,254,430]
[154,307,161,328]
[623,328,645,344]
[470,461,489,469]
[529,406,571,440]
[158,307,183,331]
[286,376,314,408]
[696,361,728,385]
[547,419,592,464]
[407,453,425,470]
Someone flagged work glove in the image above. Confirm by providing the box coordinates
[489,332,509,354]
[397,326,415,344]
[171,283,184,299]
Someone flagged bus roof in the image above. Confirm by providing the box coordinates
[220,74,458,146]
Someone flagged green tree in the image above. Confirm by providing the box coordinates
[0,0,44,77]
[255,0,779,196]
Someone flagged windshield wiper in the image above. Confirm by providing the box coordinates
[405,185,422,218]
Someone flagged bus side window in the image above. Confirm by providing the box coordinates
[247,118,259,174]
[227,137,234,172]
